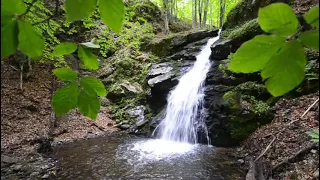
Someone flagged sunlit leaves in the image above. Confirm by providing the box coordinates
[258,3,298,36]
[99,0,124,33]
[306,129,319,142]
[261,41,307,97]
[80,76,107,97]
[228,35,286,73]
[1,0,26,16]
[78,46,99,70]
[53,68,78,81]
[17,20,45,59]
[1,19,18,59]
[65,0,98,22]
[52,83,80,116]
[298,31,319,51]
[304,5,319,28]
[52,42,78,56]
[78,91,100,119]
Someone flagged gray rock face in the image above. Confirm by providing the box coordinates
[147,29,219,57]
[126,105,147,127]
[146,61,194,112]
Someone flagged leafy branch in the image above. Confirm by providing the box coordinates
[228,3,319,97]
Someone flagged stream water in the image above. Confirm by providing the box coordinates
[52,32,245,179]
[53,133,245,179]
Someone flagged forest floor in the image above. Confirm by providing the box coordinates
[1,58,119,179]
[235,92,319,180]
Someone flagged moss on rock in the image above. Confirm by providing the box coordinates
[223,82,274,141]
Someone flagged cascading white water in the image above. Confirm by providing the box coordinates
[154,32,221,144]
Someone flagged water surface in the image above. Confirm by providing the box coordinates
[52,133,245,180]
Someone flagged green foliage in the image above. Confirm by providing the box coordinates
[78,90,100,119]
[17,20,45,59]
[78,46,99,70]
[304,5,319,28]
[53,68,78,81]
[298,31,319,50]
[261,41,306,97]
[99,0,125,33]
[228,3,319,97]
[306,129,319,142]
[52,42,78,56]
[258,3,298,36]
[1,0,26,16]
[1,19,18,59]
[80,77,107,97]
[65,0,97,22]
[228,35,286,73]
[52,83,80,116]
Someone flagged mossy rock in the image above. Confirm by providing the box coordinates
[223,90,274,141]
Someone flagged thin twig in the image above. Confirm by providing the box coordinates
[255,136,277,161]
[301,98,319,118]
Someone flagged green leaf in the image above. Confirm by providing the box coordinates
[78,46,99,70]
[77,90,100,120]
[52,83,80,116]
[80,76,107,97]
[228,35,286,73]
[1,19,18,59]
[304,5,319,28]
[99,0,124,33]
[65,0,97,22]
[53,68,78,81]
[80,42,100,49]
[258,3,299,36]
[1,0,26,16]
[298,31,319,50]
[306,129,319,142]
[52,42,78,56]
[17,20,45,59]
[261,40,307,97]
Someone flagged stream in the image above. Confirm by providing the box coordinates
[52,133,245,179]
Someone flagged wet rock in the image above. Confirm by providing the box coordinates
[107,81,143,102]
[13,164,22,172]
[126,105,147,127]
[1,155,18,165]
[41,174,50,179]
[119,124,130,130]
[237,159,244,164]
[100,96,111,107]
[146,61,194,112]
[148,29,219,57]
[313,169,319,178]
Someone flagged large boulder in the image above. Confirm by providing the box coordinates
[146,29,219,57]
[146,61,194,112]
[222,0,291,30]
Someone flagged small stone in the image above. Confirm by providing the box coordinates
[30,172,40,178]
[120,124,130,130]
[42,174,50,179]
[13,164,22,171]
[313,169,319,178]
[237,159,244,164]
[310,149,317,154]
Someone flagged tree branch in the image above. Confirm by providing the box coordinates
[32,0,60,26]
[20,0,38,17]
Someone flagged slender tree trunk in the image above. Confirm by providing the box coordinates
[209,0,213,26]
[219,0,225,28]
[163,0,170,34]
[203,0,209,27]
[198,0,203,27]
[192,0,198,28]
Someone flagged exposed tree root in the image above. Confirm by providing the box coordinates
[272,142,318,172]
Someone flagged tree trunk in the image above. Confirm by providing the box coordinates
[192,0,198,28]
[163,0,170,34]
[198,0,203,27]
[219,0,225,28]
[209,0,213,25]
[203,0,209,27]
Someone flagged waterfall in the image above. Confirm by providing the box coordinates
[154,31,221,144]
